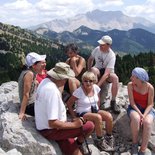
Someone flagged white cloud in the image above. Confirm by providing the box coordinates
[124,0,155,22]
[0,0,154,27]
[4,0,33,10]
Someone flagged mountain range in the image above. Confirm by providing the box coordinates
[33,25,155,54]
[29,9,155,34]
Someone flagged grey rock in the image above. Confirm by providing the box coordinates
[0,81,155,155]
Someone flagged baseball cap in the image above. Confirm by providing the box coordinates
[25,52,46,67]
[97,35,112,45]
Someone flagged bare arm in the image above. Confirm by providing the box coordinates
[65,58,70,65]
[48,118,83,130]
[87,55,94,71]
[70,56,86,77]
[97,93,101,108]
[97,68,110,87]
[19,71,34,120]
[66,95,78,118]
[143,83,154,117]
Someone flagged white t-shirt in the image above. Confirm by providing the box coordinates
[73,84,100,115]
[35,78,67,130]
[91,46,116,72]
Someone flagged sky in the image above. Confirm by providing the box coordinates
[0,0,155,28]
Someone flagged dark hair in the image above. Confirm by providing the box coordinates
[64,43,79,54]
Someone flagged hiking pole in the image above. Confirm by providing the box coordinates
[82,129,91,155]
[80,117,91,155]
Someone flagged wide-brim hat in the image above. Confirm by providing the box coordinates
[47,62,75,80]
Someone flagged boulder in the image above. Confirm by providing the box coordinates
[0,81,155,154]
[0,82,62,155]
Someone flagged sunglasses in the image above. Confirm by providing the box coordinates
[84,80,94,83]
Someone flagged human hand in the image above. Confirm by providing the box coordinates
[73,118,83,128]
[70,56,77,62]
[140,114,144,126]
[19,113,27,121]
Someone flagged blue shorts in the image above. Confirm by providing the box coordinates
[127,104,155,119]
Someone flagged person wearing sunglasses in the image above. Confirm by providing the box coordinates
[87,35,120,114]
[67,71,115,152]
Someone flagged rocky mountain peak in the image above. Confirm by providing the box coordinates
[29,9,155,34]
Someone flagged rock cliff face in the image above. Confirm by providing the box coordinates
[0,81,155,155]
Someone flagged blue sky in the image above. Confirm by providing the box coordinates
[0,0,154,28]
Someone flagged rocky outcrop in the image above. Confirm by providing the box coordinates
[0,81,155,155]
[0,82,62,155]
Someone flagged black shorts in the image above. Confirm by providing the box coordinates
[25,103,34,116]
[99,68,105,76]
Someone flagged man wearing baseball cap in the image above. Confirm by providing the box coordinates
[87,35,120,114]
[35,62,94,155]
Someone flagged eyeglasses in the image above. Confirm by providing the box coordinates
[83,80,94,83]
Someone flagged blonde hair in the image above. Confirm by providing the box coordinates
[82,71,97,83]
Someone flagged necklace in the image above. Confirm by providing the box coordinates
[82,86,96,106]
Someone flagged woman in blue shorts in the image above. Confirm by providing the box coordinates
[127,67,155,155]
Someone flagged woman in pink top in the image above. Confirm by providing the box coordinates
[127,67,155,155]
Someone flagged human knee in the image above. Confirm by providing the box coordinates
[91,67,99,76]
[111,74,119,84]
[83,121,95,133]
[143,118,152,128]
[107,112,113,122]
[92,114,102,125]
[130,113,141,124]
[68,78,79,91]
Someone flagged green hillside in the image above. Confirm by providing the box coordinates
[1,22,155,89]
[0,22,67,84]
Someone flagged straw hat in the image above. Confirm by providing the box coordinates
[47,62,75,80]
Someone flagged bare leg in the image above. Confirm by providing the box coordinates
[108,73,119,99]
[91,67,100,83]
[83,113,103,137]
[140,114,154,152]
[130,111,141,144]
[73,148,83,155]
[68,78,80,94]
[98,110,113,134]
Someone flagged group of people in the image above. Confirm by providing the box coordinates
[18,35,155,155]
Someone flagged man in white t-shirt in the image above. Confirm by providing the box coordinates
[87,35,120,114]
[35,62,94,155]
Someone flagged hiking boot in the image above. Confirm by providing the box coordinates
[95,137,114,152]
[138,151,149,155]
[79,142,92,155]
[110,100,121,114]
[104,135,115,151]
[138,151,144,155]
[131,143,138,155]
